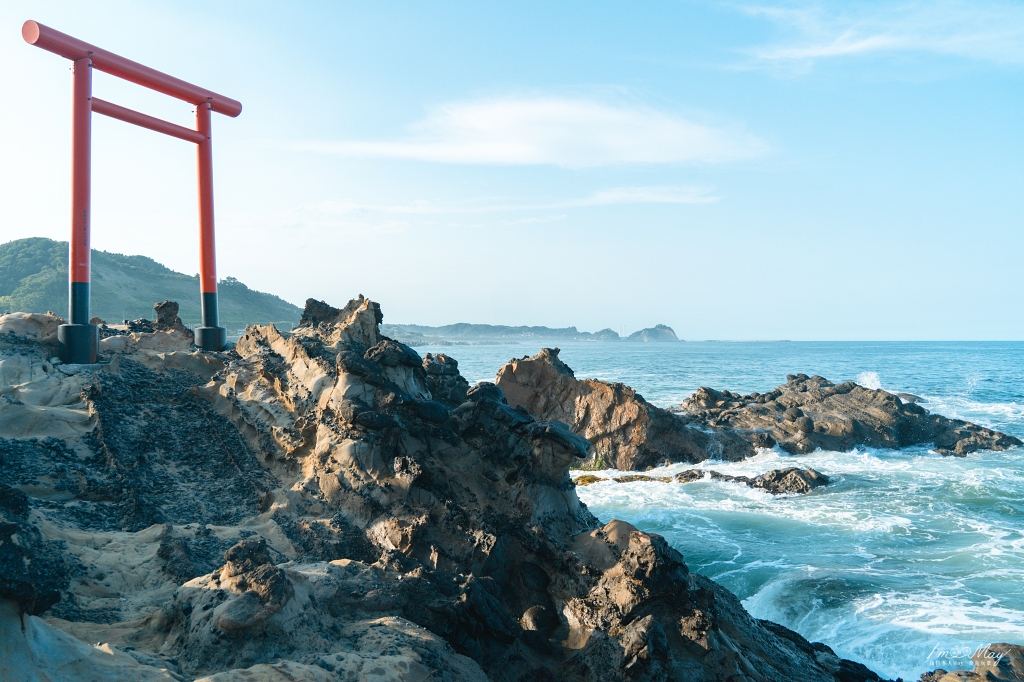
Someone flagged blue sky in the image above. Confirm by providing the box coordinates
[2,1,1022,339]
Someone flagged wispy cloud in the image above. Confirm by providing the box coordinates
[313,185,718,216]
[741,1,1024,68]
[286,97,765,167]
[583,186,715,205]
[501,215,568,226]
[221,186,714,240]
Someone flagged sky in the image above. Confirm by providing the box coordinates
[1,1,1022,340]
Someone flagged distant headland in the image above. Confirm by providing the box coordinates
[381,322,681,345]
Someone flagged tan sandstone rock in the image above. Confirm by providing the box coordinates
[0,312,63,345]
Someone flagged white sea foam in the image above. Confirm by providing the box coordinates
[923,395,1024,431]
[574,440,1024,680]
[742,573,1024,680]
[857,371,882,390]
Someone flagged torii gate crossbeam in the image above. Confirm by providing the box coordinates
[23,20,242,362]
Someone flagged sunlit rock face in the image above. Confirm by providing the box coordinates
[496,347,754,470]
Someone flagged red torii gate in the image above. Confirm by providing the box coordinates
[22,20,242,362]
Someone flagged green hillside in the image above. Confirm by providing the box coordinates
[0,238,301,332]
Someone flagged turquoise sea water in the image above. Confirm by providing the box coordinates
[417,341,1024,681]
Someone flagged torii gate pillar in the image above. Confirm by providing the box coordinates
[23,20,241,362]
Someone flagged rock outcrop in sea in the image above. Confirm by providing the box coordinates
[495,349,1021,470]
[1,300,890,681]
[627,324,679,342]
[575,467,830,495]
[677,373,1022,456]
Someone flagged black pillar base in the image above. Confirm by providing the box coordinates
[57,323,99,364]
[195,326,227,352]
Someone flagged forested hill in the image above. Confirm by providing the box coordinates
[0,238,302,332]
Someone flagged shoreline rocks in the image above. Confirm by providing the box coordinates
[0,302,887,682]
[674,466,829,494]
[495,349,1021,471]
[574,466,830,495]
[677,373,1021,456]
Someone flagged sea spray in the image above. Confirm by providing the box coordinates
[857,370,883,390]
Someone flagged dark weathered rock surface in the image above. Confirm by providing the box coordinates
[677,373,1021,456]
[0,304,887,681]
[574,467,829,495]
[152,299,189,333]
[674,466,830,494]
[0,482,72,615]
[422,352,470,406]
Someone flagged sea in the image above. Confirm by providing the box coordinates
[415,340,1024,681]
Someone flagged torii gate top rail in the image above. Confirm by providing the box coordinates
[23,21,242,116]
[22,20,242,362]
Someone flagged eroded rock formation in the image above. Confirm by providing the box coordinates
[0,301,887,681]
[677,374,1021,456]
[153,299,189,332]
[495,348,754,470]
[495,349,1020,471]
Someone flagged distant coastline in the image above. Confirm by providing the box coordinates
[382,321,681,345]
[702,339,792,343]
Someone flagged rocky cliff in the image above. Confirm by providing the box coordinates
[1,300,889,681]
[494,349,1020,471]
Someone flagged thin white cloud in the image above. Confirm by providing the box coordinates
[582,186,715,206]
[758,32,908,60]
[220,185,715,240]
[313,185,717,216]
[287,97,765,167]
[742,1,1024,67]
[501,215,568,226]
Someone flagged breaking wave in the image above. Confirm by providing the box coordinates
[857,371,882,390]
[577,445,1024,681]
